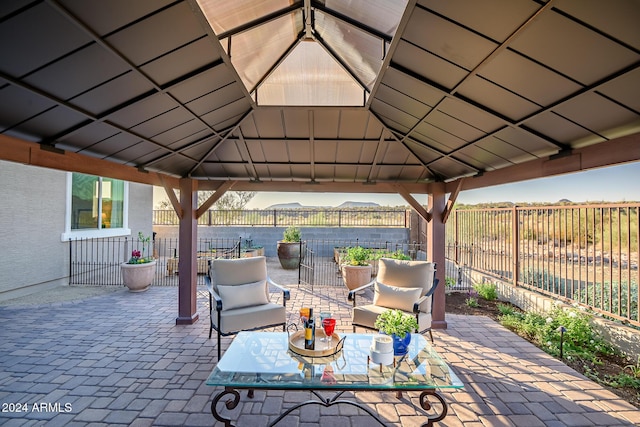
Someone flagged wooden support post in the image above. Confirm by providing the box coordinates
[176,178,199,325]
[428,183,447,330]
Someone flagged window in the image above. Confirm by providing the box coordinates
[62,173,129,240]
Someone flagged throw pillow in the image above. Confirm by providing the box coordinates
[218,280,269,311]
[373,282,423,312]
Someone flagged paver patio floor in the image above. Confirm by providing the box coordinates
[1,259,638,426]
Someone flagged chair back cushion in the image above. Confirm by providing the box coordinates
[377,258,435,293]
[210,256,269,304]
[376,258,436,312]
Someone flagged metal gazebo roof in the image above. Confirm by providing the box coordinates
[1,0,639,195]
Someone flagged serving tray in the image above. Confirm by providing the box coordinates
[288,329,345,357]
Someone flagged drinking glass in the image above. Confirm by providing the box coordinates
[322,318,336,344]
[299,307,310,325]
[319,312,332,342]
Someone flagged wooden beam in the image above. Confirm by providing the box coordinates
[395,184,432,222]
[442,178,464,224]
[195,180,236,219]
[160,175,183,219]
[445,132,640,193]
[197,180,436,194]
[0,134,181,188]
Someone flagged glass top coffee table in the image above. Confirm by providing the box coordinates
[206,331,463,426]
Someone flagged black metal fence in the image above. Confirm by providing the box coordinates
[69,236,426,290]
[153,208,408,227]
[298,239,425,290]
[69,236,241,287]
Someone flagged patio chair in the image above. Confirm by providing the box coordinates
[348,258,439,342]
[205,256,290,359]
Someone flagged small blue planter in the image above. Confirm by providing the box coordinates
[392,332,412,356]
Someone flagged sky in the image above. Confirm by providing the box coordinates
[154,161,640,208]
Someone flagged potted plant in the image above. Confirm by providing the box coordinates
[341,246,373,290]
[252,245,264,257]
[388,249,411,260]
[121,232,156,292]
[374,309,419,355]
[277,226,302,269]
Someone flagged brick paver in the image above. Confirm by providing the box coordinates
[0,258,638,426]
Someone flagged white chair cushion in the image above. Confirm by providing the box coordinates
[216,303,286,334]
[373,282,422,312]
[377,258,436,312]
[210,256,267,292]
[217,280,269,311]
[377,258,435,292]
[353,304,432,333]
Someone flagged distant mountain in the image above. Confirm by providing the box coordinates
[265,201,380,209]
[266,202,306,209]
[336,201,380,208]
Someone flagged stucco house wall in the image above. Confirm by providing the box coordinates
[0,160,153,300]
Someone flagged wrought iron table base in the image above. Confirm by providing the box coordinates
[211,387,448,427]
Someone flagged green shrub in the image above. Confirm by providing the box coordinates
[497,303,517,316]
[465,297,479,307]
[474,283,498,301]
[282,226,301,242]
[499,306,615,363]
[388,249,411,260]
[343,246,372,266]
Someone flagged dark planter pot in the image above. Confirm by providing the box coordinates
[277,241,301,269]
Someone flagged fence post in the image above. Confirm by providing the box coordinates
[273,209,277,227]
[68,238,72,281]
[454,210,459,265]
[512,206,519,286]
[298,240,302,285]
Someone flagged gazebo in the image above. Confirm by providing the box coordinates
[1,0,638,327]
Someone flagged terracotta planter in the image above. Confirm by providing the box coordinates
[341,264,372,290]
[121,260,156,292]
[277,241,301,269]
[242,249,258,258]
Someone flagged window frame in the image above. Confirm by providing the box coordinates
[61,172,131,241]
